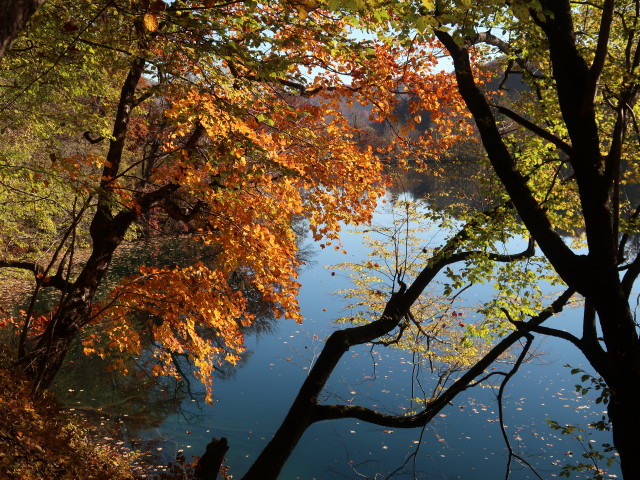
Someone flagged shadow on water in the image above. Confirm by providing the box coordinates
[1,234,303,471]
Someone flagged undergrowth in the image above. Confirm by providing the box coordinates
[0,364,139,480]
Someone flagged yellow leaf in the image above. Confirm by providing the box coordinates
[297,6,308,21]
[143,13,158,32]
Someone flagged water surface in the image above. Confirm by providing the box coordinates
[55,201,620,480]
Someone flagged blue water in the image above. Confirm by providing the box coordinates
[120,211,621,480]
[45,195,622,479]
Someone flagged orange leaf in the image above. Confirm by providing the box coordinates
[143,13,158,32]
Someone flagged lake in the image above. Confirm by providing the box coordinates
[52,195,621,480]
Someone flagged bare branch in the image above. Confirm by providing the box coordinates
[496,335,544,480]
[0,260,72,291]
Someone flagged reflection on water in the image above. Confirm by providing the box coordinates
[47,206,622,480]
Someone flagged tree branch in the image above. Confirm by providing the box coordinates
[586,0,615,108]
[227,61,326,97]
[160,198,205,223]
[434,29,587,294]
[0,260,72,291]
[618,201,640,266]
[83,131,104,144]
[312,288,576,429]
[513,323,582,349]
[240,210,547,480]
[579,299,609,378]
[621,252,640,297]
[493,104,575,157]
[470,31,543,80]
[90,56,146,243]
[496,335,544,480]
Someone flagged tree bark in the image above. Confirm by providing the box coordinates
[608,377,640,479]
[0,0,46,61]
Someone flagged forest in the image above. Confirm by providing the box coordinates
[1,1,639,479]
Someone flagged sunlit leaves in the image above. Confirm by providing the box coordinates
[1,0,475,401]
[333,198,492,390]
[143,13,159,32]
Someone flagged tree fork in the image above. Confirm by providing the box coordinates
[240,226,541,479]
[20,58,147,394]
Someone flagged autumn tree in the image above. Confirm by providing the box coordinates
[0,2,562,479]
[0,0,404,398]
[1,0,483,400]
[7,1,637,479]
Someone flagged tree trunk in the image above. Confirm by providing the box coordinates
[28,307,86,393]
[18,58,146,393]
[22,248,121,394]
[0,0,45,60]
[609,377,640,479]
[589,286,640,479]
[240,328,353,480]
[240,406,314,480]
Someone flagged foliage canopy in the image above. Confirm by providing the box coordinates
[3,1,640,479]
